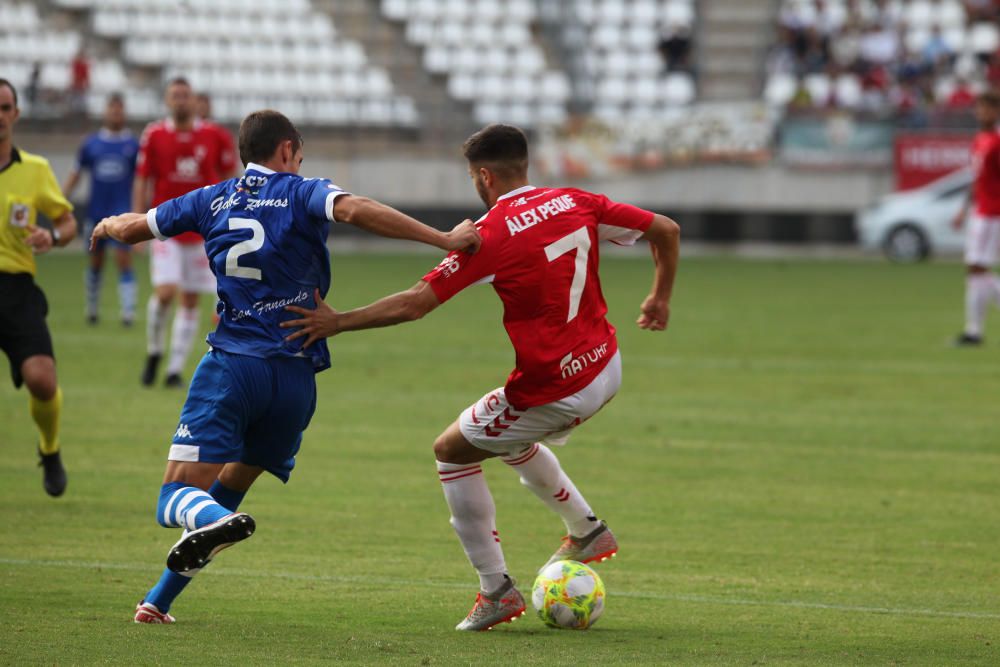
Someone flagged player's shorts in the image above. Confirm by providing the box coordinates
[964,215,1000,268]
[459,351,622,455]
[0,272,54,389]
[167,348,317,482]
[150,238,216,293]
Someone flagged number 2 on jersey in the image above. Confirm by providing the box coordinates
[544,227,591,322]
[225,217,264,280]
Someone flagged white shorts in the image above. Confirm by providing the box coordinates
[459,351,622,455]
[150,238,216,293]
[964,215,1000,268]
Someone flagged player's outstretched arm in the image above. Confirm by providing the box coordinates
[637,214,680,331]
[282,282,442,349]
[333,196,481,253]
[90,212,155,250]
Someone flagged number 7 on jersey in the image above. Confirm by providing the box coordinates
[544,227,591,322]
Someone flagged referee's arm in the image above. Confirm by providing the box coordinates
[24,210,76,254]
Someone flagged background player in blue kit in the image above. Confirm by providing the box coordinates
[63,93,139,326]
[91,109,481,624]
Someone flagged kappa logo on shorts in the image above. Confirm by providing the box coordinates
[174,424,193,439]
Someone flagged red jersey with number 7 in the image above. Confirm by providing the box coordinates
[423,186,654,409]
[971,129,1000,216]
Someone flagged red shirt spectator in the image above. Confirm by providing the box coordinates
[71,51,90,93]
[947,83,977,109]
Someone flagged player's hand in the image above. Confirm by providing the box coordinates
[281,289,341,349]
[90,218,111,251]
[444,219,482,254]
[23,225,54,255]
[637,295,669,331]
[951,213,965,231]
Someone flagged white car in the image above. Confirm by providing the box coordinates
[855,168,970,262]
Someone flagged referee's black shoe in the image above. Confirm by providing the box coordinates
[141,353,161,386]
[39,449,67,497]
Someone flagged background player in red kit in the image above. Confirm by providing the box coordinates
[952,90,1000,345]
[134,77,237,386]
[282,124,680,631]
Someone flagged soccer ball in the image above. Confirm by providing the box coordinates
[531,560,605,630]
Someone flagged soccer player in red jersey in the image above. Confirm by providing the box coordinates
[952,90,1000,345]
[134,77,238,386]
[283,124,680,631]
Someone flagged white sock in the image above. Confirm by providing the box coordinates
[503,443,598,538]
[146,297,171,355]
[119,273,138,322]
[84,268,101,318]
[964,274,993,337]
[437,460,507,592]
[989,275,1000,308]
[167,307,201,376]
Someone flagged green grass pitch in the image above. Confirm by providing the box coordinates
[1,250,999,665]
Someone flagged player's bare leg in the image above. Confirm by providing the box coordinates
[164,291,200,388]
[136,461,261,623]
[434,422,526,631]
[144,283,176,385]
[21,355,66,497]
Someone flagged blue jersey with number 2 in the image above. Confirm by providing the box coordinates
[148,163,347,373]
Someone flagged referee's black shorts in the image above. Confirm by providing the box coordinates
[0,272,54,388]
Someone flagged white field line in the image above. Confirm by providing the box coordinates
[1,557,998,621]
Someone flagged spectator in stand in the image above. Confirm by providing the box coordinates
[870,0,902,29]
[788,77,815,112]
[830,16,864,70]
[922,25,955,71]
[26,62,40,109]
[962,0,999,23]
[657,23,693,74]
[986,49,1000,87]
[947,77,978,108]
[859,22,900,69]
[70,48,90,116]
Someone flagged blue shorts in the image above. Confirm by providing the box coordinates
[167,349,317,482]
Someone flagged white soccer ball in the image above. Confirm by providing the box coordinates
[531,559,605,630]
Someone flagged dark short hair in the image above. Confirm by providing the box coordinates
[107,92,124,105]
[0,78,18,107]
[462,124,529,176]
[165,76,191,91]
[979,89,1000,107]
[238,109,302,166]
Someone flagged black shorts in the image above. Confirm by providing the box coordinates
[0,272,54,388]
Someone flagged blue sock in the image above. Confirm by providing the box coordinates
[208,480,246,512]
[145,481,247,613]
[156,482,231,530]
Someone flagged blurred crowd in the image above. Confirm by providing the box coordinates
[769,0,1000,124]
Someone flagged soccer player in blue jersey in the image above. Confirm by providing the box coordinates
[63,93,139,326]
[91,110,481,623]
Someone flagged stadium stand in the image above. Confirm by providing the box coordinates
[6,0,701,132]
[765,0,1000,118]
[380,0,699,127]
[573,0,698,122]
[381,0,573,128]
[14,0,420,127]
